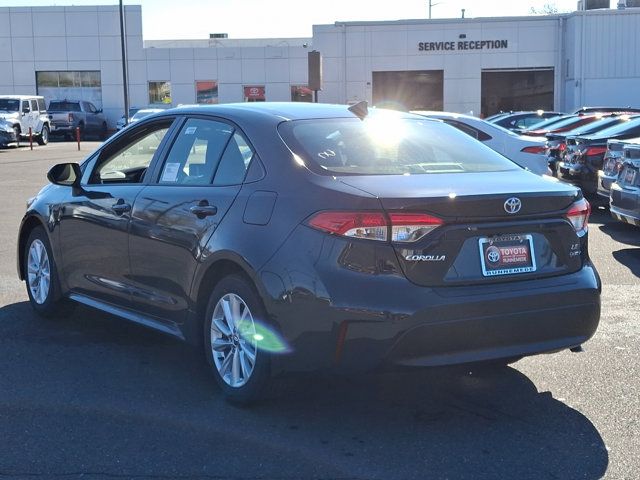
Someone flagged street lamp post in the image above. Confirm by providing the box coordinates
[119,0,130,126]
[428,0,442,19]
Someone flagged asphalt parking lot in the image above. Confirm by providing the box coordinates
[0,142,638,480]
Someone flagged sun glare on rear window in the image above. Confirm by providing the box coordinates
[279,114,520,176]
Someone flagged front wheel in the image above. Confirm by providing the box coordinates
[36,125,49,145]
[24,227,72,317]
[204,275,271,404]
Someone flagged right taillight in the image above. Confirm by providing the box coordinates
[566,198,591,235]
[307,211,443,243]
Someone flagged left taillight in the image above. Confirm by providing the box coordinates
[566,198,591,235]
[521,145,547,154]
[307,211,443,242]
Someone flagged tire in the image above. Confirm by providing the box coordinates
[12,126,20,148]
[36,125,49,146]
[24,226,72,318]
[203,274,272,405]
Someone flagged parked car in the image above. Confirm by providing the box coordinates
[17,103,600,403]
[115,107,141,131]
[597,137,640,199]
[609,143,640,227]
[0,95,50,145]
[515,114,575,135]
[519,114,602,137]
[0,119,19,147]
[489,110,564,131]
[545,114,634,176]
[573,106,640,114]
[129,108,164,125]
[558,116,640,196]
[48,100,108,140]
[412,111,549,175]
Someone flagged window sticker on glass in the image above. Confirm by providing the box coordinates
[185,126,198,135]
[161,162,181,182]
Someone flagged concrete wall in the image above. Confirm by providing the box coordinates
[2,4,640,124]
[312,17,560,114]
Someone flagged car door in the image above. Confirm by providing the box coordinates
[82,101,96,132]
[57,117,176,306]
[128,116,255,323]
[20,100,32,135]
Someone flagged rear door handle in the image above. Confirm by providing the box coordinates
[111,200,131,215]
[190,201,218,218]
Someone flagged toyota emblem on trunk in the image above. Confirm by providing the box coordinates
[504,197,522,214]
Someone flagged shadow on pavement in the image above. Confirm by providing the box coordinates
[594,211,640,247]
[0,301,609,480]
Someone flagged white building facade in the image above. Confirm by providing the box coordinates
[1,4,639,126]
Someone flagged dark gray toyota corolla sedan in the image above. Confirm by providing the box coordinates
[18,103,601,403]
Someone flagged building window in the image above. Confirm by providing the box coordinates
[149,81,172,105]
[243,86,265,102]
[36,70,102,109]
[196,81,218,104]
[291,85,313,102]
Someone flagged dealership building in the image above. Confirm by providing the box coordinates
[1,3,640,127]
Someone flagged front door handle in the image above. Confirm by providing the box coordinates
[190,200,218,219]
[111,200,131,215]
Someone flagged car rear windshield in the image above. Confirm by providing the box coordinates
[0,99,20,112]
[524,115,572,131]
[279,115,520,175]
[48,101,81,112]
[591,116,640,138]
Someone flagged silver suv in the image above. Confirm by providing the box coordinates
[0,95,51,146]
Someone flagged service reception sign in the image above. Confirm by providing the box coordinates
[418,40,509,52]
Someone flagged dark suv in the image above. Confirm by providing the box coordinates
[18,103,601,403]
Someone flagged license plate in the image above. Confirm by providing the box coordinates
[479,234,536,277]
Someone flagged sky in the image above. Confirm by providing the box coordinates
[4,0,613,39]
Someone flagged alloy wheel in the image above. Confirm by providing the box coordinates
[210,293,258,388]
[27,239,51,305]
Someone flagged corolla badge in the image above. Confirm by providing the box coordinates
[504,197,522,214]
[405,254,446,262]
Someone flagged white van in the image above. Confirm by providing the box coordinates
[0,95,51,145]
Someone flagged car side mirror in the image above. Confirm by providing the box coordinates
[97,108,103,113]
[47,162,82,187]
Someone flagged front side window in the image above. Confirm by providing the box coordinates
[89,123,171,185]
[159,118,234,185]
[279,114,520,176]
[149,81,172,105]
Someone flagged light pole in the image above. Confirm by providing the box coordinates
[118,0,130,126]
[428,0,440,20]
[428,0,442,19]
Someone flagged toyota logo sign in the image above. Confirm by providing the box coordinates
[504,197,522,214]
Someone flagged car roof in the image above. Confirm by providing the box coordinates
[0,95,44,100]
[166,102,424,122]
[412,110,479,121]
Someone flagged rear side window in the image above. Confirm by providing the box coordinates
[212,133,254,186]
[30,100,38,111]
[49,101,81,112]
[159,118,234,185]
[279,115,518,175]
[37,98,46,112]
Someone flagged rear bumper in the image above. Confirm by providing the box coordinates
[557,163,597,194]
[597,170,616,199]
[610,205,640,227]
[49,123,76,134]
[267,254,601,374]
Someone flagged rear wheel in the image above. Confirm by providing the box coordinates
[24,227,72,317]
[36,125,49,145]
[204,275,271,404]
